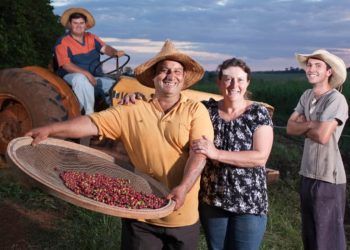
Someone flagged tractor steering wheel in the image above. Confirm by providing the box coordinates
[92,54,130,81]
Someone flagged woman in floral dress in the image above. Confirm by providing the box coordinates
[191,58,274,250]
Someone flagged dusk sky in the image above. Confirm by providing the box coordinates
[52,0,350,71]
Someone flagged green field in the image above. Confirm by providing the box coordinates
[0,71,349,249]
[194,71,350,127]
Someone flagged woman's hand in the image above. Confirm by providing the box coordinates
[191,135,219,160]
[118,92,145,105]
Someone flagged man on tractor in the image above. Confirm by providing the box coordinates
[54,7,125,115]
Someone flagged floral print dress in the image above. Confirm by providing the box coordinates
[199,99,273,215]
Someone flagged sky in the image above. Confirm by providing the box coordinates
[51,0,350,72]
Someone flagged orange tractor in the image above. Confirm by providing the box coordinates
[0,55,279,182]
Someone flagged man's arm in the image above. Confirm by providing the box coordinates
[287,111,338,144]
[25,116,98,145]
[167,151,206,210]
[55,40,97,85]
[62,62,96,85]
[306,120,338,145]
[286,111,311,135]
[192,126,273,167]
[101,45,125,58]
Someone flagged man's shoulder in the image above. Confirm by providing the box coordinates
[121,100,152,113]
[325,89,349,111]
[297,88,314,104]
[180,95,208,110]
[301,88,313,97]
[85,32,101,40]
[328,89,347,101]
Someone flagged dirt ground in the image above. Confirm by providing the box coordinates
[0,157,64,249]
[0,200,61,249]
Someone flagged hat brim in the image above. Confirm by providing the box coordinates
[60,8,95,30]
[134,53,204,89]
[295,50,347,88]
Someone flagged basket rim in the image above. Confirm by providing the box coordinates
[7,136,175,219]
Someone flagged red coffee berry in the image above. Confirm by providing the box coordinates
[59,171,168,209]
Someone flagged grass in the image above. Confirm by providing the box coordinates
[261,130,303,250]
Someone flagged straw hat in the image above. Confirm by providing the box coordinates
[134,40,204,89]
[295,49,347,88]
[60,8,95,29]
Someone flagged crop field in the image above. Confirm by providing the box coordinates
[0,71,349,249]
[195,71,350,127]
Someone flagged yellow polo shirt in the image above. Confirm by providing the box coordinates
[89,94,214,227]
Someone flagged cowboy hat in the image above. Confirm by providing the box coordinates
[60,7,95,29]
[295,49,347,88]
[134,40,204,89]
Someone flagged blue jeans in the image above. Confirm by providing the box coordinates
[64,73,115,114]
[199,203,267,250]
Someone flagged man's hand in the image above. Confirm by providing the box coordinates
[84,71,97,86]
[287,111,310,136]
[25,126,52,146]
[118,92,145,105]
[101,45,125,58]
[61,63,97,86]
[114,50,125,58]
[296,114,307,123]
[167,184,187,210]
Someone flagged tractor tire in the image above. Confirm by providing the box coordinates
[0,68,69,155]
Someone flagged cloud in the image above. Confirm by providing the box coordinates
[51,0,83,7]
[51,0,350,71]
[99,37,232,70]
[216,0,229,6]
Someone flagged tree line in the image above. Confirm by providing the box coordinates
[0,0,63,69]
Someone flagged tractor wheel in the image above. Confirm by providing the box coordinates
[0,68,69,155]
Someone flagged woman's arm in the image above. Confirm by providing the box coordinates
[191,125,273,168]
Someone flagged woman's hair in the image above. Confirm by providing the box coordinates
[217,57,252,81]
[217,57,252,99]
[69,13,87,23]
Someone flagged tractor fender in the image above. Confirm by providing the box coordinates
[0,68,75,155]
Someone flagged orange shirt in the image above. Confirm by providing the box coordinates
[54,32,105,77]
[89,94,214,227]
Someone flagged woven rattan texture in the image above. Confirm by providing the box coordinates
[16,144,153,193]
[7,137,175,219]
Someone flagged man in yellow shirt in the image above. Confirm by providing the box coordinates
[26,40,214,249]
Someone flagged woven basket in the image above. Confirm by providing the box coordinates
[7,137,175,219]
